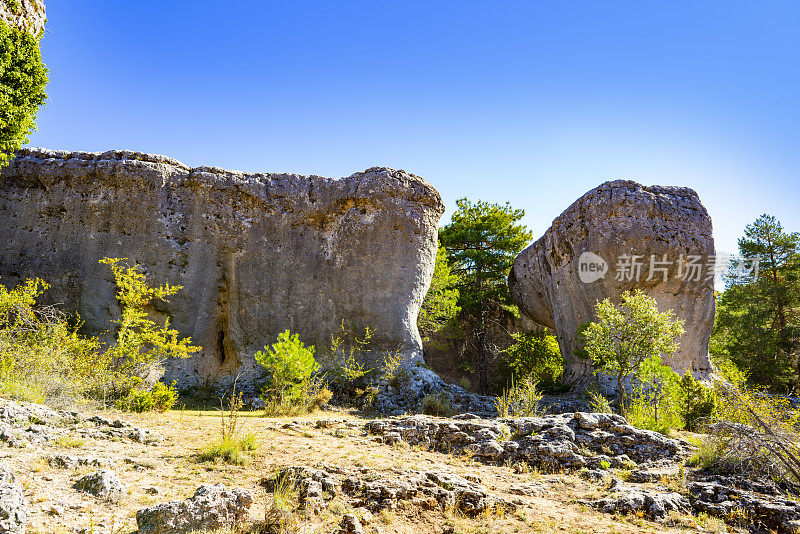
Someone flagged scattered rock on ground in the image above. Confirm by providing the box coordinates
[366,412,691,471]
[265,465,515,516]
[136,484,253,534]
[689,479,800,532]
[0,476,28,534]
[592,485,691,520]
[334,513,364,534]
[48,455,115,469]
[73,470,126,502]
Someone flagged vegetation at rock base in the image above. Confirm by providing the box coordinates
[255,329,333,416]
[582,289,685,409]
[494,375,543,417]
[439,198,533,393]
[0,258,198,410]
[98,257,200,401]
[0,19,48,168]
[498,329,564,393]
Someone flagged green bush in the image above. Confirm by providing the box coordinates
[421,392,452,416]
[494,376,543,417]
[97,258,200,401]
[256,330,318,403]
[255,330,332,415]
[500,329,564,393]
[116,381,179,413]
[0,259,199,408]
[679,373,716,431]
[0,20,48,168]
[198,434,257,465]
[623,356,684,434]
[582,289,684,410]
[0,277,100,405]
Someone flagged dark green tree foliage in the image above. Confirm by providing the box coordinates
[714,214,800,391]
[439,198,533,392]
[500,329,564,392]
[417,242,460,343]
[0,20,48,168]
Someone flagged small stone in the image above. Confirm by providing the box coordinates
[73,470,126,503]
[336,514,363,534]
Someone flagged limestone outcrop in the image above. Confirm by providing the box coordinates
[0,148,444,389]
[0,0,46,36]
[509,180,715,384]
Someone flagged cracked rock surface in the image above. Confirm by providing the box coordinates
[136,484,253,534]
[265,465,515,516]
[366,412,691,471]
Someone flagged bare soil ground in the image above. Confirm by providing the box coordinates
[6,402,737,534]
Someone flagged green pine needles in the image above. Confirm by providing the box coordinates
[0,19,48,168]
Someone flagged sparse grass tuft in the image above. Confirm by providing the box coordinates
[422,391,452,417]
[54,435,86,448]
[197,433,257,465]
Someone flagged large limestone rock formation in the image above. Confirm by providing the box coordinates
[0,148,444,388]
[0,0,46,35]
[509,180,715,384]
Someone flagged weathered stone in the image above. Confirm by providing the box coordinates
[593,486,690,520]
[688,479,800,532]
[335,514,364,534]
[0,480,27,534]
[136,484,253,534]
[509,180,715,384]
[266,465,514,517]
[47,455,115,469]
[366,412,691,471]
[0,148,444,390]
[0,0,46,36]
[73,470,126,502]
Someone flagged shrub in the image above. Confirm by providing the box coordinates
[0,277,100,405]
[680,373,717,431]
[197,434,257,465]
[697,380,800,485]
[422,392,452,416]
[587,389,613,413]
[0,20,49,169]
[494,376,543,417]
[116,381,178,413]
[500,329,565,393]
[97,258,200,401]
[256,330,319,404]
[0,260,199,408]
[623,356,684,434]
[582,289,685,410]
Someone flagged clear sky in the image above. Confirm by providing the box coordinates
[29,1,800,255]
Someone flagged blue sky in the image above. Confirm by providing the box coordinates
[29,1,800,255]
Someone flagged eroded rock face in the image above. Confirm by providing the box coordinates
[0,148,444,389]
[0,0,46,36]
[509,180,715,384]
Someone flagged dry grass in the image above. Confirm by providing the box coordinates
[2,401,728,534]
